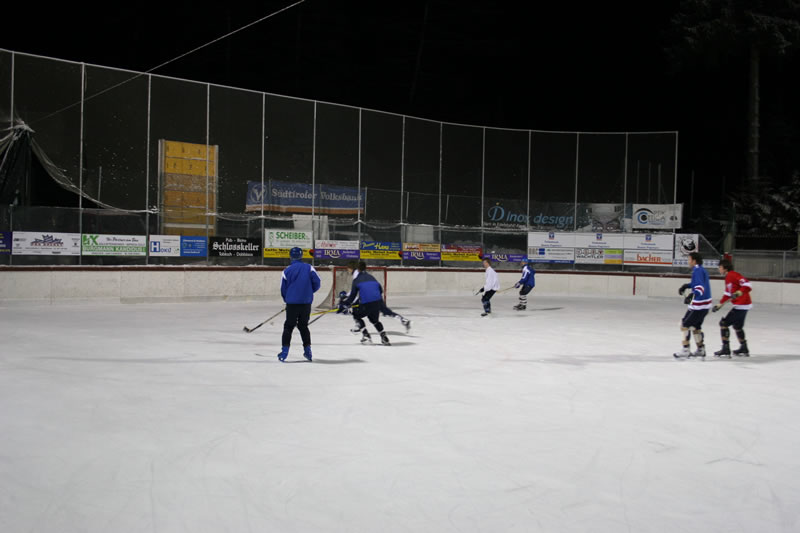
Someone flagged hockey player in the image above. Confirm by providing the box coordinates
[338,261,391,345]
[278,247,321,362]
[337,290,411,333]
[512,260,536,310]
[674,252,713,358]
[711,258,753,357]
[477,257,500,316]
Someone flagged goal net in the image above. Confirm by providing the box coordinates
[316,266,388,309]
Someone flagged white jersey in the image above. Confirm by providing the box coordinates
[484,266,500,292]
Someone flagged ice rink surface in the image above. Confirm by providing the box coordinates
[2,292,800,533]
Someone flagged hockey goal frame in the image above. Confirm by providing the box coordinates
[318,265,388,309]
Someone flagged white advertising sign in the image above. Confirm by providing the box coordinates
[82,234,147,256]
[12,232,81,255]
[149,235,181,257]
[265,230,313,248]
[575,248,623,264]
[623,249,674,265]
[632,204,683,229]
[528,247,575,263]
[314,239,359,250]
[572,232,625,249]
[673,233,699,267]
[528,232,576,248]
[623,233,674,251]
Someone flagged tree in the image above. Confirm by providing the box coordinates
[668,0,800,182]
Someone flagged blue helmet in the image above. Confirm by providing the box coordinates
[289,247,303,260]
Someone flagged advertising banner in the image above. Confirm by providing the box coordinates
[12,232,82,256]
[440,244,483,262]
[180,236,207,257]
[313,240,360,260]
[632,204,682,229]
[528,232,576,248]
[82,234,147,256]
[623,249,674,265]
[265,229,313,249]
[149,235,181,257]
[623,233,674,251]
[528,247,575,264]
[573,232,625,249]
[0,231,11,254]
[209,237,261,258]
[402,242,441,261]
[246,180,364,215]
[575,248,623,265]
[360,241,402,260]
[483,253,527,263]
[673,234,698,267]
[264,248,314,259]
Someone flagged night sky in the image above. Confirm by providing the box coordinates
[3,1,800,213]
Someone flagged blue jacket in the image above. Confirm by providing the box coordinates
[343,270,383,306]
[518,265,536,288]
[281,260,321,304]
[688,265,712,310]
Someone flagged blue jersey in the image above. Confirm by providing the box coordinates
[281,260,321,304]
[344,270,383,306]
[688,265,712,310]
[518,265,536,288]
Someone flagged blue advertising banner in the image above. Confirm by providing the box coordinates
[0,231,11,254]
[181,236,207,257]
[402,251,441,261]
[314,248,360,260]
[483,253,527,263]
[246,180,364,215]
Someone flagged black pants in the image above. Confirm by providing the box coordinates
[681,309,708,329]
[481,290,496,312]
[282,303,311,347]
[353,300,384,332]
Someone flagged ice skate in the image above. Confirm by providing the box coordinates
[673,347,690,358]
[481,311,491,317]
[733,343,749,357]
[380,332,391,346]
[350,326,362,335]
[277,346,289,362]
[512,304,526,311]
[303,345,313,362]
[360,330,373,344]
[689,346,706,358]
[401,318,411,332]
[714,344,731,358]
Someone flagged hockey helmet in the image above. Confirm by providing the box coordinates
[289,247,303,260]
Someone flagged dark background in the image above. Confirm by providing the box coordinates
[3,1,799,230]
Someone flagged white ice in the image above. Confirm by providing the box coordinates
[1,292,800,533]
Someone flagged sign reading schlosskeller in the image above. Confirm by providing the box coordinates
[209,237,261,257]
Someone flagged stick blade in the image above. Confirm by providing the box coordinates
[243,326,251,333]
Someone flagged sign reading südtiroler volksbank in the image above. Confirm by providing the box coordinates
[622,233,674,250]
[12,232,81,255]
[82,234,147,256]
[573,232,625,249]
[265,229,313,249]
[528,232,576,248]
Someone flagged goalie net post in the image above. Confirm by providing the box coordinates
[316,266,388,309]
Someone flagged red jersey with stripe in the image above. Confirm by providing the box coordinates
[720,271,753,310]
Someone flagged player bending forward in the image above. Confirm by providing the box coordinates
[711,258,753,357]
[338,261,391,345]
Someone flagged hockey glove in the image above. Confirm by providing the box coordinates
[683,293,694,305]
[337,303,350,314]
[478,287,484,293]
[678,283,691,296]
[514,283,521,289]
[712,303,722,312]
[732,290,743,299]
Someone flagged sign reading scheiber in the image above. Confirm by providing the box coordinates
[82,234,147,256]
[264,230,313,249]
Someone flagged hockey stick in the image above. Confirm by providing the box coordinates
[308,304,360,325]
[243,307,285,333]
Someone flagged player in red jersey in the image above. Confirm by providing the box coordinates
[711,258,753,357]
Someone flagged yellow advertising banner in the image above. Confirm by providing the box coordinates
[263,248,314,259]
[359,249,402,260]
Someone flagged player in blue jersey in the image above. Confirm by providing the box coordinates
[674,252,712,358]
[338,261,391,345]
[512,260,536,311]
[278,247,321,362]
